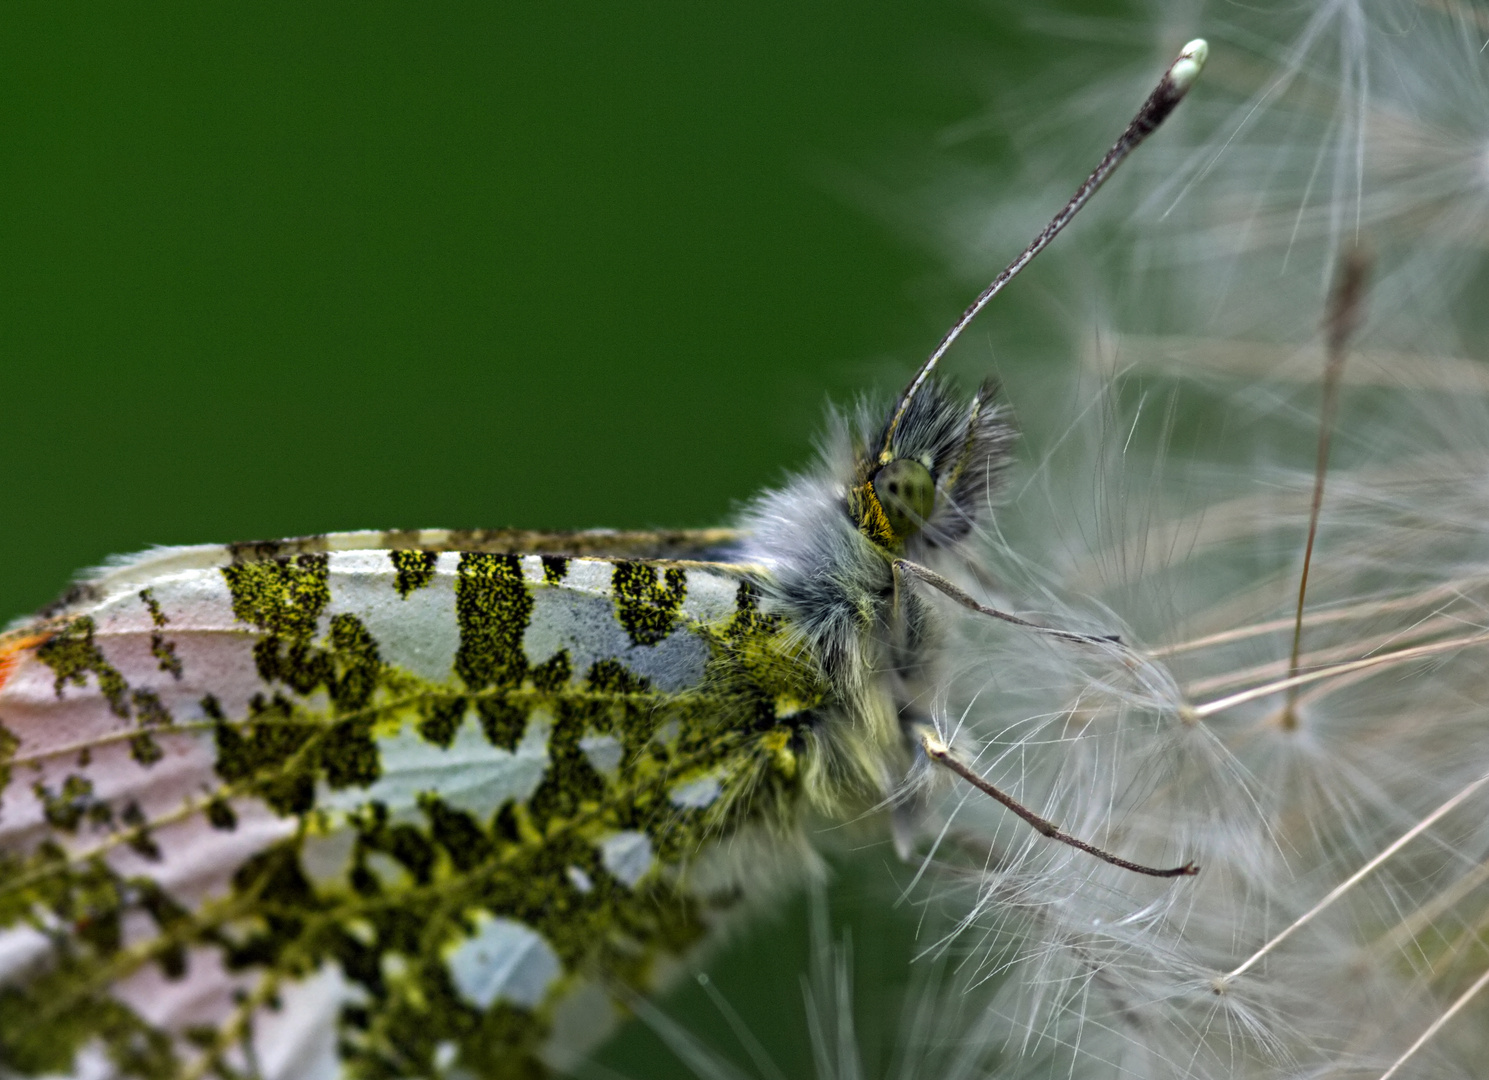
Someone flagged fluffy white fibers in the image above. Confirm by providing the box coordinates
[896,3,1489,1078]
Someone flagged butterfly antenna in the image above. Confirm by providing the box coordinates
[1280,247,1372,730]
[879,38,1210,462]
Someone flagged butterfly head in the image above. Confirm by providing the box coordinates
[848,379,1014,553]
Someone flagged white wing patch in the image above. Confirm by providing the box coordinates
[598,831,654,887]
[445,915,563,1010]
[669,774,724,809]
[317,710,551,822]
[325,550,461,683]
[521,567,712,692]
[244,964,349,1080]
[678,570,739,624]
[0,924,51,983]
[578,734,623,776]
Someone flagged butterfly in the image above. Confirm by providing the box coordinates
[0,41,1207,1080]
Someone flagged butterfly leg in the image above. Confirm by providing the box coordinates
[892,558,1119,647]
[889,559,1194,879]
[919,731,1198,879]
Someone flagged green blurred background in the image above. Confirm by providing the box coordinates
[1,4,1056,619]
[1,5,1108,1075]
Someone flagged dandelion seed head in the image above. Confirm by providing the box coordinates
[860,2,1489,1076]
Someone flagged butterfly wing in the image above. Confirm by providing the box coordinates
[0,538,819,1079]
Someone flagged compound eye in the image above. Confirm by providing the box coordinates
[871,458,936,539]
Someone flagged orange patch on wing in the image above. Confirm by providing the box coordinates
[0,631,53,693]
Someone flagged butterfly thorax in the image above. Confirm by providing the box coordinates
[734,378,1016,810]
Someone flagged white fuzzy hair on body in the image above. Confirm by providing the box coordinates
[731,385,1016,812]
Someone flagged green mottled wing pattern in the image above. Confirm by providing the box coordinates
[0,536,824,1079]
